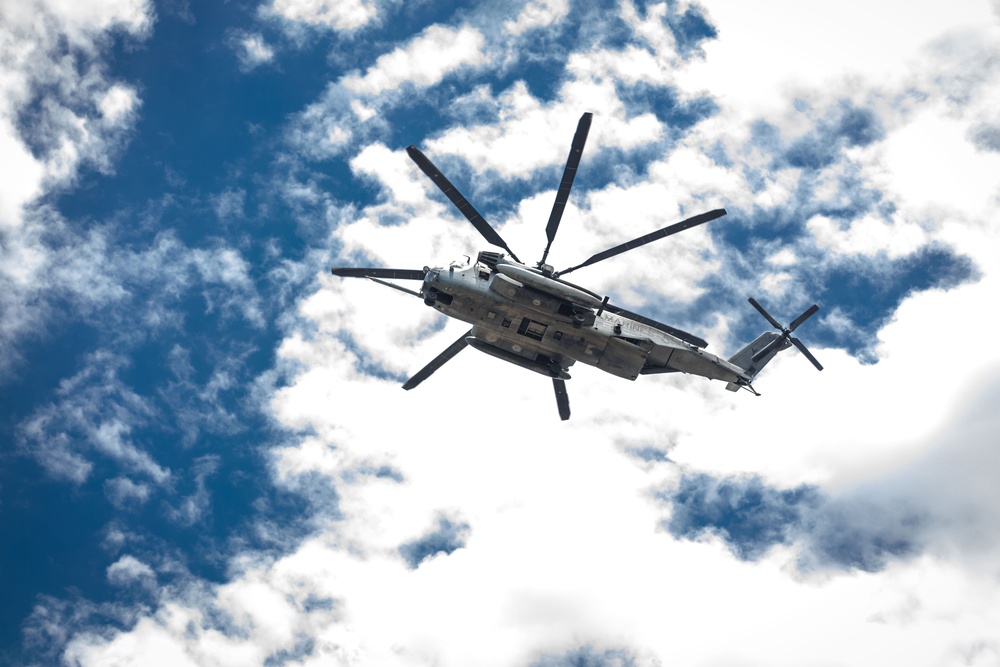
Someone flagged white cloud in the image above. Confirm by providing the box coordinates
[1,0,152,48]
[268,0,377,32]
[758,270,792,295]
[422,82,662,179]
[767,248,797,266]
[0,0,151,228]
[98,84,139,123]
[807,213,929,259]
[0,122,47,228]
[234,32,275,71]
[676,0,997,123]
[503,0,569,35]
[349,142,433,207]
[877,108,1000,212]
[342,25,487,97]
[107,555,156,587]
[620,0,675,52]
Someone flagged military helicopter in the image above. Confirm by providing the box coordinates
[332,113,822,420]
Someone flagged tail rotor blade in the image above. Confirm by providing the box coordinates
[540,112,593,267]
[402,329,472,390]
[557,208,726,277]
[332,267,427,280]
[788,304,819,332]
[790,337,823,371]
[406,146,521,262]
[552,378,571,421]
[747,297,783,330]
[748,298,823,371]
[751,336,785,363]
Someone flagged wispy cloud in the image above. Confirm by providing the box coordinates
[164,455,221,527]
[18,351,169,484]
[103,477,153,510]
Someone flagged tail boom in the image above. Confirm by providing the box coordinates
[724,331,790,391]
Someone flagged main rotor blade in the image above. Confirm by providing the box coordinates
[539,112,593,266]
[747,297,783,331]
[557,208,727,277]
[406,146,521,262]
[332,267,427,280]
[788,304,819,332]
[367,277,423,298]
[402,329,473,390]
[552,378,571,421]
[790,337,824,371]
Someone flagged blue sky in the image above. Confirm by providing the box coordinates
[2,0,1000,665]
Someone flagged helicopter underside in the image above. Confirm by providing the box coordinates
[425,264,747,385]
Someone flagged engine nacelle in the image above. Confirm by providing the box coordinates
[494,260,604,309]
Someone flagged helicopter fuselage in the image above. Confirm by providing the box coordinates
[421,258,752,385]
[330,112,821,419]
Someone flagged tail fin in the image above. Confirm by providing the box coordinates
[725,332,788,390]
[725,298,824,392]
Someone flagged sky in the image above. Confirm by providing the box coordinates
[2,0,1000,665]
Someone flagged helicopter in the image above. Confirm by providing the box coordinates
[332,113,822,420]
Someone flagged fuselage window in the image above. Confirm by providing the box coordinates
[517,317,547,341]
